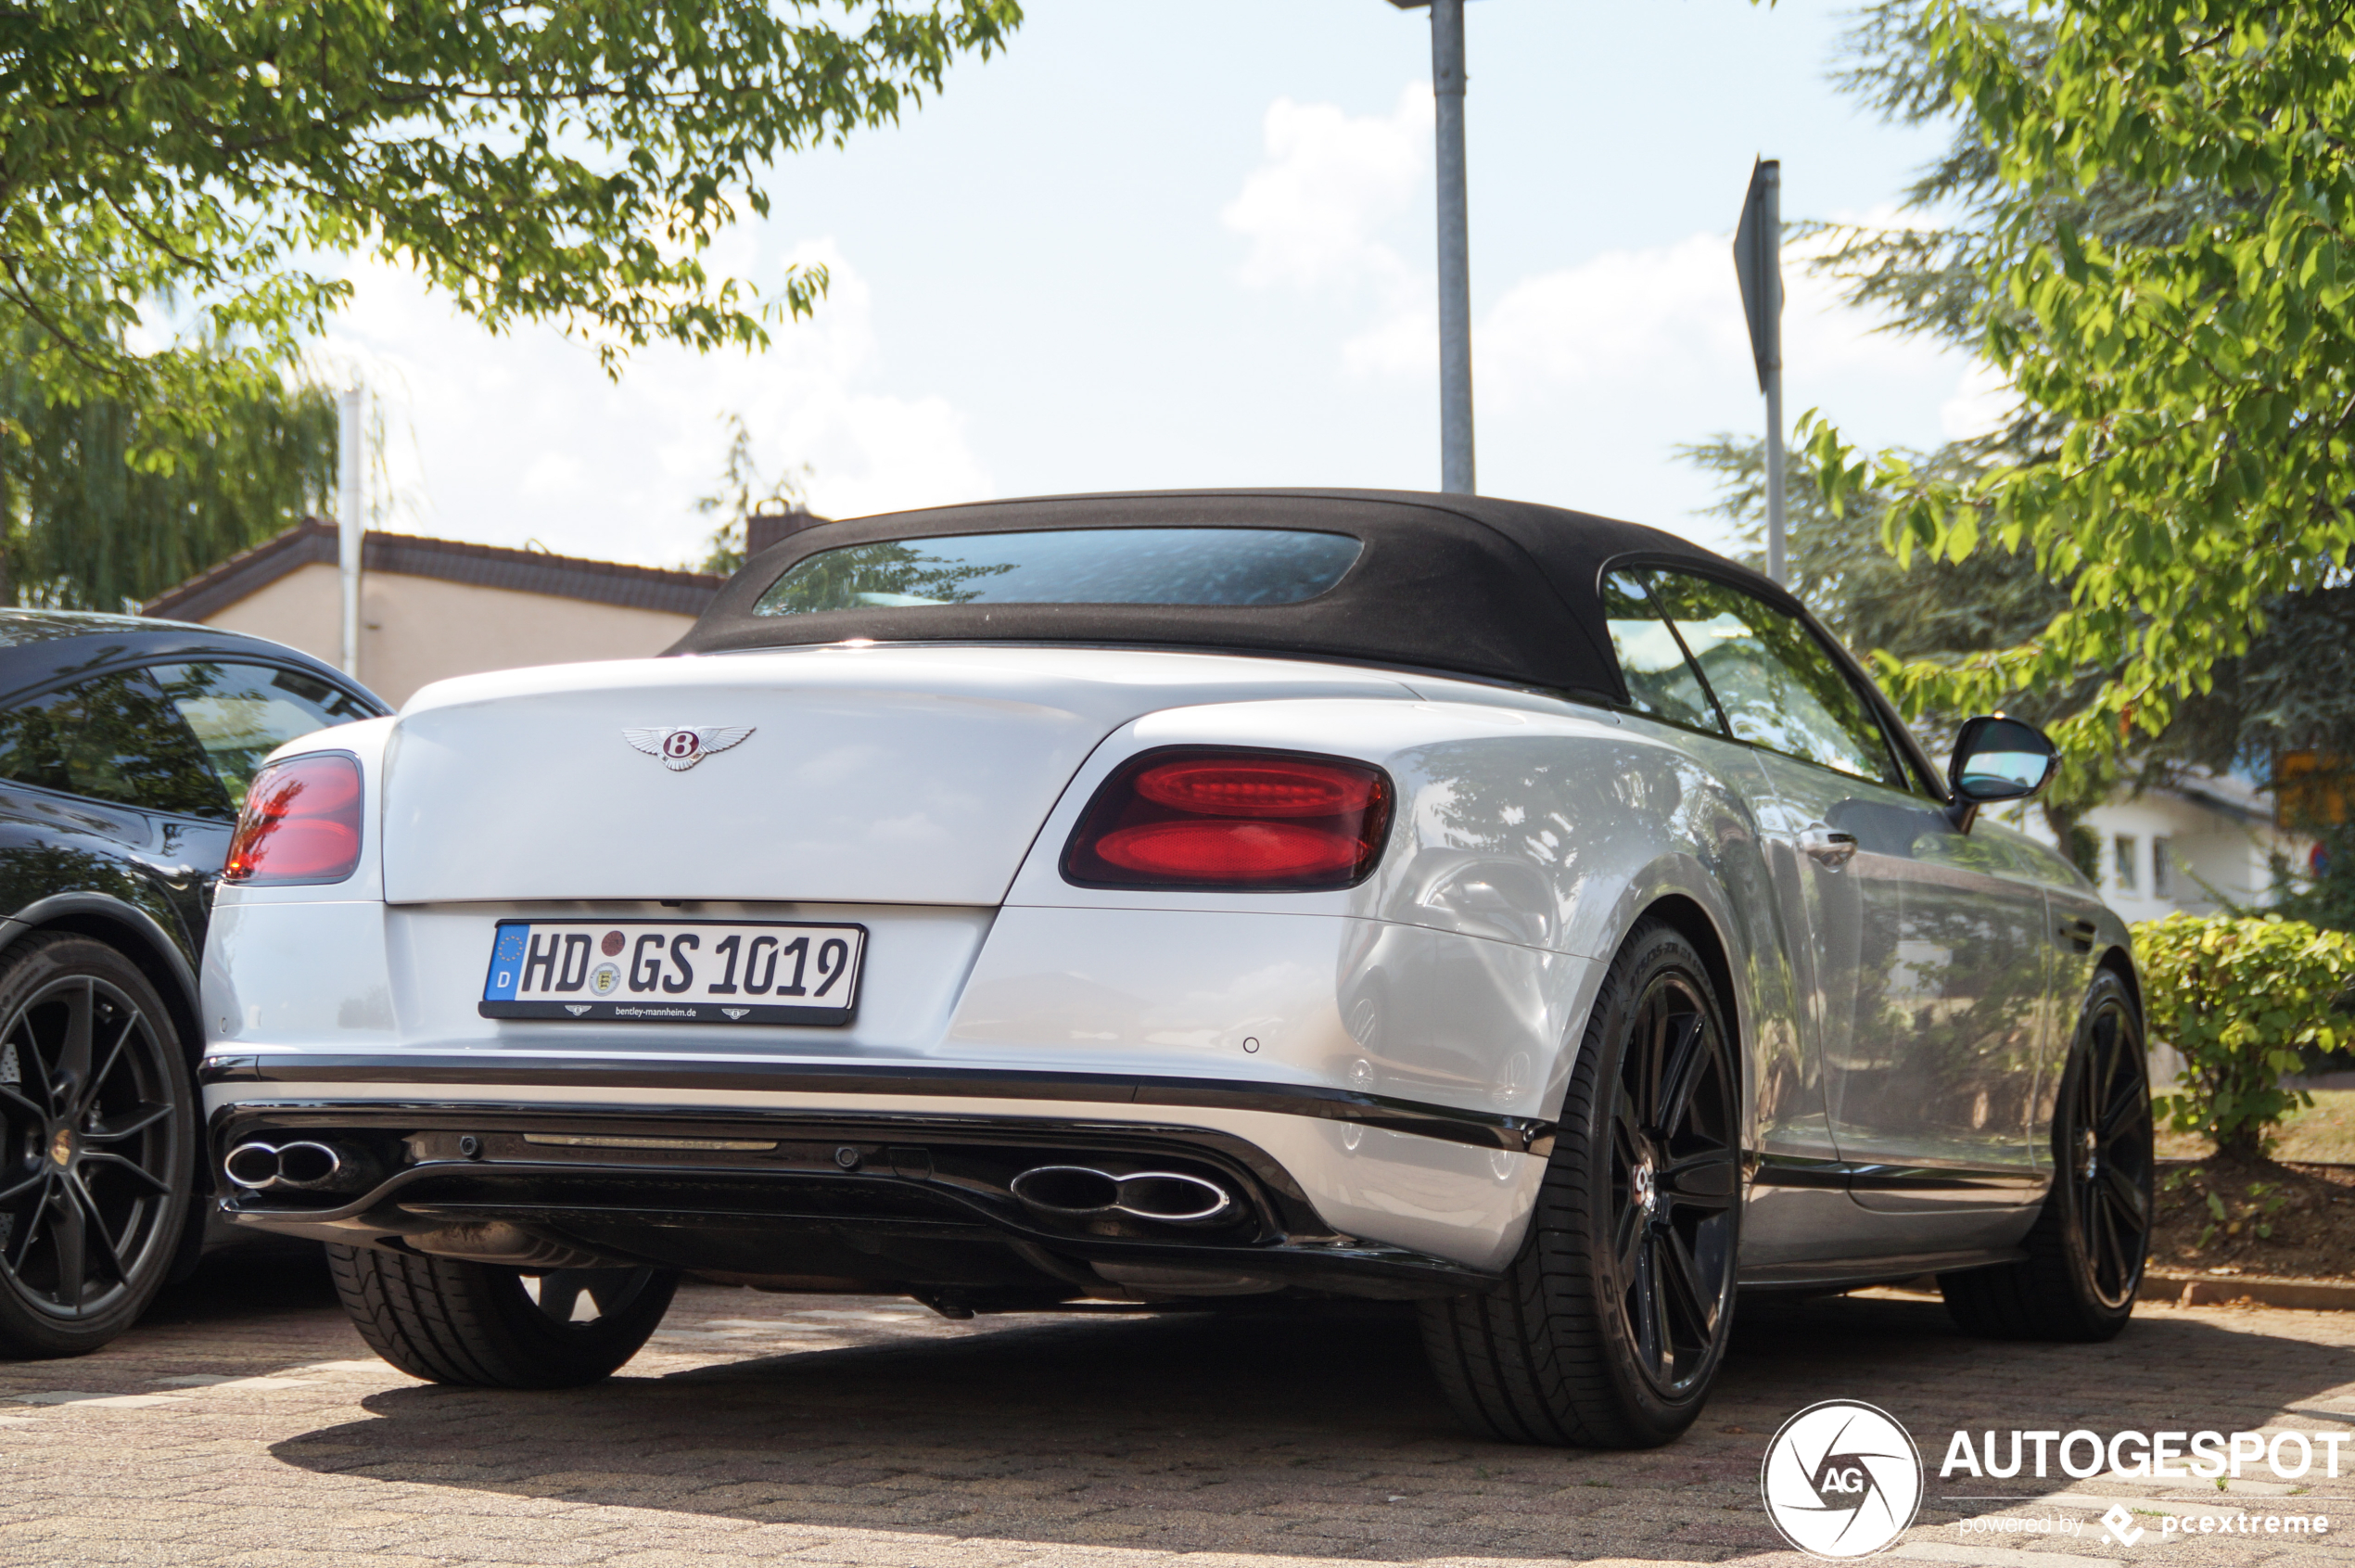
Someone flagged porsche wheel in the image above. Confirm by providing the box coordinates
[1420,920,1740,1447]
[1941,970,2152,1341]
[0,936,195,1359]
[327,1244,677,1387]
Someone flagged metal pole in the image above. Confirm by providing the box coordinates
[337,385,363,678]
[1430,0,1475,494]
[1760,163,1786,587]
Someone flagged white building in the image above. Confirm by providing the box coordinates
[2003,769,2310,918]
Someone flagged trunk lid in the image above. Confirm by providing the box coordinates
[378,645,1412,905]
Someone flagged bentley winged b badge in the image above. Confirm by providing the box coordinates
[622,725,756,771]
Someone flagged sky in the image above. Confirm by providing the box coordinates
[322,0,1992,571]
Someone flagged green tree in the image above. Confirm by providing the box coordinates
[0,352,336,609]
[692,414,810,576]
[1680,431,2112,862]
[1789,0,2355,761]
[2,0,1021,444]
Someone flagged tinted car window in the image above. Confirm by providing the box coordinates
[1601,571,1724,733]
[1643,571,1903,787]
[153,662,375,809]
[0,669,231,819]
[754,529,1365,615]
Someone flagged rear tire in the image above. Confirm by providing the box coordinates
[1941,970,2151,1342]
[326,1243,677,1387]
[1419,920,1740,1447]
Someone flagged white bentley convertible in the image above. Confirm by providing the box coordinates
[199,491,2151,1447]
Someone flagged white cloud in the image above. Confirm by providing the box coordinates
[317,237,989,567]
[1477,218,1977,421]
[1220,93,1991,512]
[1223,84,1429,298]
[1940,360,2016,440]
[1455,220,1996,534]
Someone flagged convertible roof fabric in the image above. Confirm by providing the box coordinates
[671,489,1772,702]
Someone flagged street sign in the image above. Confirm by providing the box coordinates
[1734,158,1787,584]
[1734,158,1781,393]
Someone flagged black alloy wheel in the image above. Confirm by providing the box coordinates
[1421,920,1741,1447]
[1941,970,2152,1341]
[1607,965,1742,1396]
[0,936,193,1358]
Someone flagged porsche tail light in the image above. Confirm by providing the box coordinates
[1063,748,1394,890]
[224,753,363,886]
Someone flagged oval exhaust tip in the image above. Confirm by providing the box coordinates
[223,1142,280,1189]
[272,1141,343,1188]
[1114,1172,1234,1224]
[1010,1166,1123,1215]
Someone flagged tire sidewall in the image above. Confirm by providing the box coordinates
[0,935,195,1357]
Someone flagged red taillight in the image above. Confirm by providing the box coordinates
[223,753,363,886]
[1063,749,1394,890]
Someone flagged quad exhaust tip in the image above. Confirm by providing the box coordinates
[224,1140,353,1192]
[1010,1165,1235,1225]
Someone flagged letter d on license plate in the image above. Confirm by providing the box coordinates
[479,920,865,1026]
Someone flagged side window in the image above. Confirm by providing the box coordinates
[1643,571,1904,788]
[0,669,231,819]
[1600,571,1724,733]
[151,662,375,809]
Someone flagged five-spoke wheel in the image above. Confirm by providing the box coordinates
[0,937,192,1357]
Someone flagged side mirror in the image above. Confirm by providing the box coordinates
[1946,715,2059,831]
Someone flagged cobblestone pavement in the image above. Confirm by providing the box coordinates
[2,1255,2351,1568]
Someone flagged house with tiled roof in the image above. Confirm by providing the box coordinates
[140,515,816,707]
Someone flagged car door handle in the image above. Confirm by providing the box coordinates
[1800,825,1860,867]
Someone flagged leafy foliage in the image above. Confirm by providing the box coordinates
[692,414,809,576]
[2136,913,2355,1159]
[0,353,335,609]
[1792,0,2355,759]
[1682,432,2115,848]
[1,0,1022,441]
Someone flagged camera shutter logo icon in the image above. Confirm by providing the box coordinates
[1760,1400,1924,1558]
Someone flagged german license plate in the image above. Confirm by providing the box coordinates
[479,920,865,1026]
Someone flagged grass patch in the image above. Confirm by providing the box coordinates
[2156,1088,2355,1163]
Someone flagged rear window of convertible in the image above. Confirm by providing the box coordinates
[751,528,1365,615]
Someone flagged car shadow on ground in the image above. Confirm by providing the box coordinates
[261,1290,2355,1561]
[145,1244,341,1328]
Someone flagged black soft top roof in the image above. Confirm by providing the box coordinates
[674,488,1781,703]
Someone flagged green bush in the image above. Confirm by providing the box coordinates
[2134,913,2355,1160]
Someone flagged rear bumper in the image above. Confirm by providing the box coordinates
[200,1054,1553,1292]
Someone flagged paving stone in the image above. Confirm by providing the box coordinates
[13,1259,2355,1565]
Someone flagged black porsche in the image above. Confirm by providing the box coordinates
[0,611,383,1357]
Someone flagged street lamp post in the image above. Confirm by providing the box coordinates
[1391,0,1475,494]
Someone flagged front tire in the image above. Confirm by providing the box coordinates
[1419,920,1740,1447]
[327,1243,678,1387]
[0,936,194,1358]
[1941,970,2152,1341]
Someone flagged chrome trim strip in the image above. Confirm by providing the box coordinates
[1753,1152,2047,1192]
[198,1053,1556,1154]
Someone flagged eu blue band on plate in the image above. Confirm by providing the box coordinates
[484,924,529,1001]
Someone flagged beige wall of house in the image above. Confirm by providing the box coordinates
[198,560,697,708]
